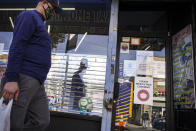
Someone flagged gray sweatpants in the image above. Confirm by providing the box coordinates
[0,74,50,131]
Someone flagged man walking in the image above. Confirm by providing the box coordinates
[1,0,62,130]
[142,111,149,128]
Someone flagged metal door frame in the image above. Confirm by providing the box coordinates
[101,0,119,131]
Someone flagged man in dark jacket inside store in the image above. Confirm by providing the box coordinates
[142,111,150,128]
[0,0,62,130]
[70,58,88,111]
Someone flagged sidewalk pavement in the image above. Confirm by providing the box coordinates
[124,123,159,131]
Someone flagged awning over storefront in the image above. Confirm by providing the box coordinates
[0,0,111,34]
[0,0,110,8]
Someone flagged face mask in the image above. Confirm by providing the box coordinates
[43,4,54,20]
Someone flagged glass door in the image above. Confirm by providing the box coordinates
[115,36,166,131]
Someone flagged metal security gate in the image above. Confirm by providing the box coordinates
[45,53,107,116]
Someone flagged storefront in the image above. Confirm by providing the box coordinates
[111,0,196,131]
[0,0,196,131]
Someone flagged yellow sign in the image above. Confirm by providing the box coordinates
[129,82,134,117]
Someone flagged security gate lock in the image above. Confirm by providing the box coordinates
[103,97,113,111]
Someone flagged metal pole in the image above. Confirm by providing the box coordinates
[101,0,119,131]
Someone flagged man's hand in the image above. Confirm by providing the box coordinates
[2,82,19,100]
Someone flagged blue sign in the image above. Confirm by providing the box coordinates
[0,0,109,4]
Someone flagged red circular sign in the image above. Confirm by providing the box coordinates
[137,89,150,101]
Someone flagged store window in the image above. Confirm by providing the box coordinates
[0,31,108,116]
[45,34,108,116]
